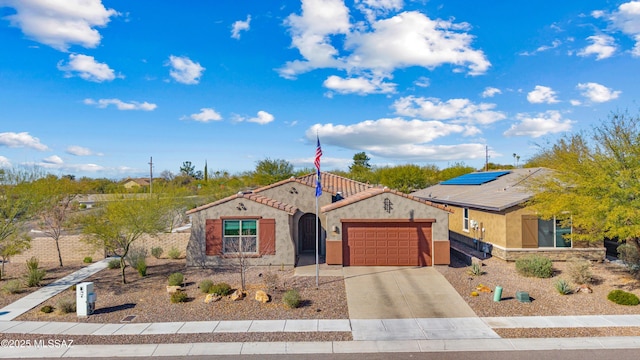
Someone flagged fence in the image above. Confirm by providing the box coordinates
[9,232,190,265]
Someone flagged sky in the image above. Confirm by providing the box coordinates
[1,0,640,179]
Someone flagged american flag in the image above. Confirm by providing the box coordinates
[315,135,322,197]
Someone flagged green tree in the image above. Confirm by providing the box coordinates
[180,161,196,177]
[349,152,374,183]
[32,175,80,267]
[0,168,41,279]
[81,194,176,284]
[438,162,475,181]
[378,164,429,193]
[526,111,640,255]
[252,158,294,185]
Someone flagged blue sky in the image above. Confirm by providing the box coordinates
[1,0,640,179]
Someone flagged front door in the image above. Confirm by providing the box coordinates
[299,213,319,253]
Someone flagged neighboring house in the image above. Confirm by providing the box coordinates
[122,178,151,190]
[412,168,605,261]
[186,172,452,268]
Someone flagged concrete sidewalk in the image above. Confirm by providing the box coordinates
[0,258,112,322]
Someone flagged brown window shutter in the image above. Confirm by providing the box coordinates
[521,215,539,248]
[259,218,276,255]
[206,219,222,255]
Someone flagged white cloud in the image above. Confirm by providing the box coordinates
[504,111,574,138]
[279,3,489,81]
[344,11,490,76]
[184,108,223,123]
[42,155,64,165]
[527,85,559,104]
[0,132,48,150]
[279,0,351,79]
[520,39,561,56]
[57,54,118,82]
[166,55,205,84]
[231,15,251,39]
[66,145,101,156]
[84,98,156,111]
[392,96,506,125]
[570,99,582,106]
[576,82,621,103]
[577,35,617,60]
[596,1,640,56]
[414,76,430,88]
[0,156,11,167]
[355,0,404,22]
[248,111,275,125]
[0,0,118,51]
[323,75,396,95]
[481,87,501,98]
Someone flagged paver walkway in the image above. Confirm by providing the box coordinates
[0,258,112,322]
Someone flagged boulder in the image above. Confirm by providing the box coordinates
[166,285,181,293]
[255,290,270,303]
[575,284,593,294]
[204,294,222,303]
[231,289,246,301]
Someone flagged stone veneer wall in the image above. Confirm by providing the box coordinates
[490,244,606,262]
[9,232,190,265]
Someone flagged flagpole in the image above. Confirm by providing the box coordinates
[313,134,322,289]
[315,187,319,288]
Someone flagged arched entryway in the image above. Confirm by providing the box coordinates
[298,213,321,253]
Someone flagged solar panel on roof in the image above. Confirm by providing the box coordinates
[440,171,511,185]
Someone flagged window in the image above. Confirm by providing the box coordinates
[538,217,571,248]
[223,220,257,253]
[462,208,469,232]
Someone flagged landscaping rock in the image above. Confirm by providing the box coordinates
[204,294,222,303]
[231,289,245,301]
[166,285,181,293]
[255,290,270,303]
[576,284,593,294]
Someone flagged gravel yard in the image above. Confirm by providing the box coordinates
[4,254,640,342]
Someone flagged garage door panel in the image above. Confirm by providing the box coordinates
[344,222,432,266]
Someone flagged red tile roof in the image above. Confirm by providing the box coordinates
[186,192,298,215]
[294,172,373,197]
[321,187,452,213]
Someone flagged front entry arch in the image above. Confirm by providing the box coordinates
[299,213,320,253]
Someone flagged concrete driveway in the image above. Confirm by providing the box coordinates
[343,266,477,319]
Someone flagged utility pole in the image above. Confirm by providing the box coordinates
[484,146,489,172]
[148,156,153,194]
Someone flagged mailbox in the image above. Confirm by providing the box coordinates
[76,282,96,316]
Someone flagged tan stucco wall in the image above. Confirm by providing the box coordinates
[323,193,450,243]
[186,197,297,268]
[447,204,509,247]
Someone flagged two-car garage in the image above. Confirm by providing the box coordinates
[342,220,433,266]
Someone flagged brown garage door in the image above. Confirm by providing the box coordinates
[342,221,432,266]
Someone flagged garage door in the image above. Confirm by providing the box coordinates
[343,221,432,266]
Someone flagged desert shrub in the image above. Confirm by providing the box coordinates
[83,257,93,264]
[168,247,181,259]
[283,289,301,309]
[515,255,553,278]
[168,272,184,286]
[107,259,120,269]
[210,282,232,296]
[25,257,46,287]
[554,279,572,295]
[125,246,148,268]
[567,258,593,285]
[170,290,188,303]
[1,279,21,294]
[466,263,484,276]
[607,289,640,306]
[617,243,640,274]
[136,260,147,277]
[40,305,54,314]
[199,279,214,294]
[151,246,164,259]
[56,297,76,314]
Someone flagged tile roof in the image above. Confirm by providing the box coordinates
[294,172,373,197]
[321,186,451,213]
[411,167,552,212]
[186,192,298,215]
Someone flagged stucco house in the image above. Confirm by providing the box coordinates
[411,168,605,261]
[186,172,452,268]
